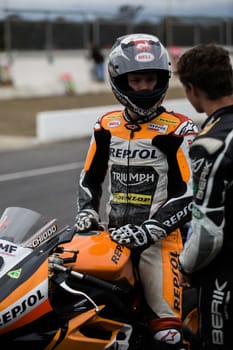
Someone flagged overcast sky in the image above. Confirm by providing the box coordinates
[0,0,232,17]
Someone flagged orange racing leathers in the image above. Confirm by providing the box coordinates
[77,106,198,326]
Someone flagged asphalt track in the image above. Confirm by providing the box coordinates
[0,138,92,227]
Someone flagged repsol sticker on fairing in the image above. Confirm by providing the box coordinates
[0,279,48,328]
[111,243,125,265]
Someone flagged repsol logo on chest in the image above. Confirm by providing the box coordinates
[111,243,124,264]
[110,147,157,160]
[0,289,45,327]
[170,251,181,313]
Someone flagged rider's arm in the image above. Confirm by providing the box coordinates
[77,118,110,214]
[179,135,226,273]
[152,116,197,235]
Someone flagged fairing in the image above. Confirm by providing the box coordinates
[0,207,72,335]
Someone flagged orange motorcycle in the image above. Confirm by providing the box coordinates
[0,207,199,349]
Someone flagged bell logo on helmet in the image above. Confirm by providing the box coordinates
[135,53,155,62]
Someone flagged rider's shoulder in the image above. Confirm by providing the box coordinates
[98,109,124,124]
[157,110,198,136]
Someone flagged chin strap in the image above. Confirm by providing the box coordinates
[123,106,164,124]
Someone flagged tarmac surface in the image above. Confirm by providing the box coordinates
[0,135,38,151]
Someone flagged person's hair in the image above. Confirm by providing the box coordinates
[176,43,233,100]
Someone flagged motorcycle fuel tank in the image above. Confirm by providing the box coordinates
[61,231,134,285]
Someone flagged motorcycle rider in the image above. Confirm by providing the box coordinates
[177,43,233,349]
[75,33,198,349]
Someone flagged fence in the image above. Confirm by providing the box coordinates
[0,10,232,61]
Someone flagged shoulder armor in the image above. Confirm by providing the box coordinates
[174,119,199,136]
[94,110,123,131]
[191,137,224,155]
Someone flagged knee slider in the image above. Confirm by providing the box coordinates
[149,317,183,345]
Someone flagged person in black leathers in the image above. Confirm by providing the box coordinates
[176,44,233,350]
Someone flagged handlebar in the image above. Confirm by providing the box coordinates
[50,262,128,296]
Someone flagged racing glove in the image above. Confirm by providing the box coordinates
[75,209,99,232]
[110,220,167,249]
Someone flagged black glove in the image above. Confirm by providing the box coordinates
[110,220,167,249]
[75,209,99,232]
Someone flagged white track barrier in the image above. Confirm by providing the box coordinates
[36,98,205,142]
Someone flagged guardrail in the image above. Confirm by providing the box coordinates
[36,99,205,142]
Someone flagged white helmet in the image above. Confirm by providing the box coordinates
[108,33,171,119]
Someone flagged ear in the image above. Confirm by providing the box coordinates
[183,82,192,93]
[185,83,199,97]
[192,85,202,98]
[185,82,193,91]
